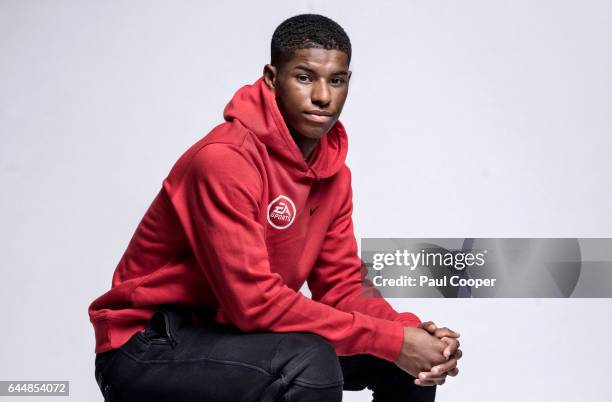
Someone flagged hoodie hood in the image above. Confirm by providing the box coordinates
[223,76,348,180]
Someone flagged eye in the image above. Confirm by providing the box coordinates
[297,74,312,83]
[330,77,346,86]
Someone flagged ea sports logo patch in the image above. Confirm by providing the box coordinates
[267,195,296,230]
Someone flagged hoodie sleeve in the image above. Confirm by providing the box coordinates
[307,166,422,329]
[167,143,405,362]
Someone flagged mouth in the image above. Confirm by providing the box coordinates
[303,111,335,124]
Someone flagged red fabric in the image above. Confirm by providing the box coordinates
[88,76,421,362]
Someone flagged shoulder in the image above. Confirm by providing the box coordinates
[165,121,262,193]
[190,142,258,180]
[185,121,255,166]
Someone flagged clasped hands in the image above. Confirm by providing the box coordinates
[394,321,462,386]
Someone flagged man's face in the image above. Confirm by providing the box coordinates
[265,48,351,140]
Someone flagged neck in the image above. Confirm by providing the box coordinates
[288,128,319,161]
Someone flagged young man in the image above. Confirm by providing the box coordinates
[90,14,462,401]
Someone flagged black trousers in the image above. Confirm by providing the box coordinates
[94,305,436,401]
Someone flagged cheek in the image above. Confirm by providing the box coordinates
[333,90,348,108]
[284,90,310,121]
[287,84,309,108]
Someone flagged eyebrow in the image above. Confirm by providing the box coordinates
[293,64,349,76]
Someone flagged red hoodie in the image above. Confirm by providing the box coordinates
[88,76,421,362]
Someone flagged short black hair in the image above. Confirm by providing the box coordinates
[271,14,352,67]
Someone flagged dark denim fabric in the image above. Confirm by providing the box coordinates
[94,305,435,401]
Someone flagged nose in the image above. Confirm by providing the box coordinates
[311,78,331,107]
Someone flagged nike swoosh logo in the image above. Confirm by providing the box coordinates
[310,206,319,216]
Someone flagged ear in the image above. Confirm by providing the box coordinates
[263,64,278,92]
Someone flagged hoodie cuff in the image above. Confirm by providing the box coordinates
[369,318,405,363]
[395,311,422,328]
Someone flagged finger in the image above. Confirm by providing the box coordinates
[441,337,460,359]
[420,367,458,377]
[447,367,459,377]
[430,356,458,375]
[442,347,463,361]
[418,371,448,382]
[434,378,446,386]
[414,378,437,387]
[434,327,460,339]
[417,377,446,386]
[419,321,437,333]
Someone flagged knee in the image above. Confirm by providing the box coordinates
[274,333,343,389]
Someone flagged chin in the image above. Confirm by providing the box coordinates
[298,125,333,140]
[302,130,329,140]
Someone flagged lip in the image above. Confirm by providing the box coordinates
[303,111,334,124]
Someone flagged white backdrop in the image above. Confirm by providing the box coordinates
[1,1,611,401]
